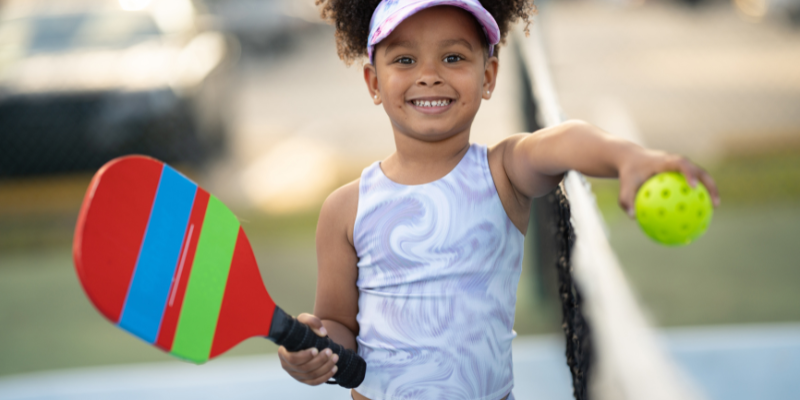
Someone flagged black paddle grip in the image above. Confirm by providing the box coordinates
[267,307,366,389]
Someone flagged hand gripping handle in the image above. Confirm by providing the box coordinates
[267,307,366,389]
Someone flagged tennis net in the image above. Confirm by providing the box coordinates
[513,20,706,400]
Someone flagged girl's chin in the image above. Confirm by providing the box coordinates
[400,125,467,142]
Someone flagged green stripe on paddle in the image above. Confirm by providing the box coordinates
[170,196,240,363]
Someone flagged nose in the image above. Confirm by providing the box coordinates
[416,60,443,87]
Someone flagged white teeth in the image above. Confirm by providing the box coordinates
[413,99,450,107]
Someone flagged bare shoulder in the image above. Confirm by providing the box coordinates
[322,179,359,212]
[488,134,527,158]
[487,134,532,235]
[315,179,361,336]
[319,179,360,245]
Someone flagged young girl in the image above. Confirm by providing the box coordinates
[278,1,719,399]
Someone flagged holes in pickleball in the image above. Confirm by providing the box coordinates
[681,185,690,195]
[661,189,670,199]
[658,208,666,217]
[697,210,704,218]
[658,176,665,183]
[677,203,686,212]
[644,190,651,199]
[699,192,705,201]
[681,223,689,230]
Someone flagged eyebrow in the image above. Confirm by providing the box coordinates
[439,39,473,51]
[383,38,474,57]
[384,40,416,56]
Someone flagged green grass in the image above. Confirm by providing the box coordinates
[587,149,800,327]
[607,204,800,326]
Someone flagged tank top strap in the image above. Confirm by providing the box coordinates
[452,143,496,197]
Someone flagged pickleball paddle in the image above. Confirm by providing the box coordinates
[72,155,365,388]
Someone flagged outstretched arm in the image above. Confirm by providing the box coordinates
[502,120,720,215]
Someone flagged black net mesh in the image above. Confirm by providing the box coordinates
[550,187,591,400]
[517,36,593,399]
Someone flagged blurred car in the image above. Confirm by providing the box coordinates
[202,0,315,55]
[751,0,800,25]
[0,0,237,177]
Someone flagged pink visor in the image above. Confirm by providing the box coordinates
[367,0,501,63]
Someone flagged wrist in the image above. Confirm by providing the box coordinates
[615,144,654,178]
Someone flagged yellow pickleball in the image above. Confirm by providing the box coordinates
[635,172,713,246]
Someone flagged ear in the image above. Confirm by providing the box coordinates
[482,56,499,100]
[363,63,381,105]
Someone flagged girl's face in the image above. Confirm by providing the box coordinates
[364,6,498,143]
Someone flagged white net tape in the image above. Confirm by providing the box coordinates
[514,21,705,400]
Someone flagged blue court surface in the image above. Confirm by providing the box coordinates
[0,323,797,400]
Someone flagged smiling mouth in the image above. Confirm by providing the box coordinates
[410,98,452,108]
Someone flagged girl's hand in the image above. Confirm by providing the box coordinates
[277,313,339,385]
[617,150,721,218]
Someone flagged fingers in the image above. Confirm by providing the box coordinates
[673,157,698,188]
[277,313,338,385]
[281,347,335,375]
[698,169,721,207]
[279,346,339,386]
[278,346,318,370]
[619,153,722,218]
[618,175,637,219]
[296,350,339,383]
[297,313,328,337]
[671,156,721,207]
[306,362,338,386]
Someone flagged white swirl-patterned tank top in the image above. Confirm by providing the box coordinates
[353,143,525,400]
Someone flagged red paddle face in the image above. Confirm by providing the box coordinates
[73,156,277,363]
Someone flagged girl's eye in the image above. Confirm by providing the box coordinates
[396,57,414,65]
[444,55,463,63]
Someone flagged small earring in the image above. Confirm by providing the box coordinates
[374,94,378,99]
[486,90,490,94]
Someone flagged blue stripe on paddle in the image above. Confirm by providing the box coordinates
[119,165,197,343]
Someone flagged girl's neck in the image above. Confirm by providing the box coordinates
[380,128,471,186]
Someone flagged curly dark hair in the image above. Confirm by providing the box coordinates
[316,0,536,65]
